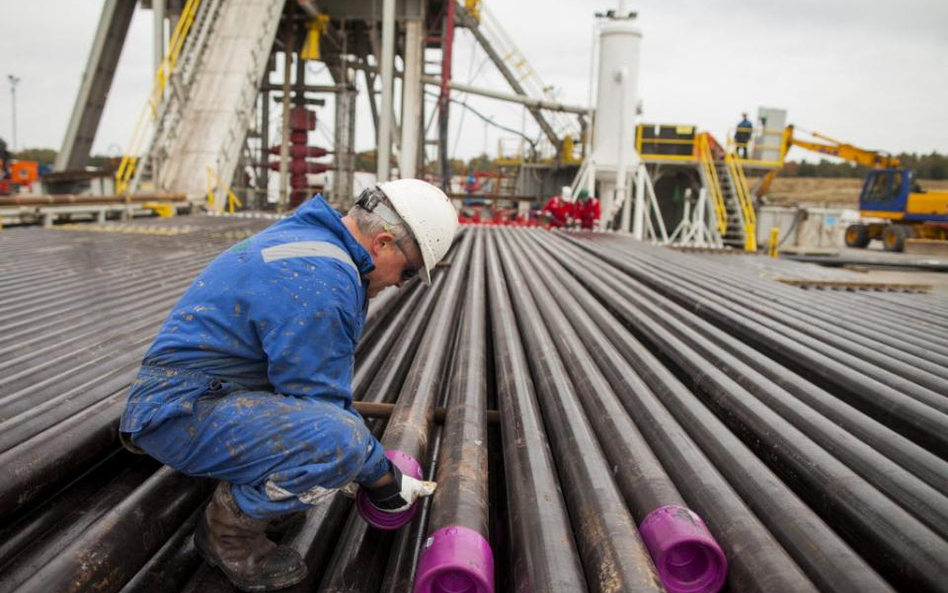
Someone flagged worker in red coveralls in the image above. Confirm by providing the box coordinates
[575,189,601,230]
[540,186,576,228]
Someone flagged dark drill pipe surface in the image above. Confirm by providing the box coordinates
[320,233,474,592]
[0,395,124,523]
[0,450,136,570]
[483,231,587,593]
[596,238,948,395]
[506,230,726,593]
[537,231,946,592]
[0,458,160,593]
[564,235,948,454]
[415,229,493,593]
[13,467,214,593]
[494,230,664,593]
[529,229,889,593]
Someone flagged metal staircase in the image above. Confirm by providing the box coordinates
[714,160,746,248]
[118,0,286,205]
[695,133,757,251]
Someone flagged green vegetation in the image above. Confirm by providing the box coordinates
[11,148,118,170]
[782,151,948,180]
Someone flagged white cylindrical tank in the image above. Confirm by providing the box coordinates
[592,16,642,174]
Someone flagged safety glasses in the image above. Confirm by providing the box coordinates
[393,237,420,283]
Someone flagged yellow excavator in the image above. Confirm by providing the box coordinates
[760,126,948,252]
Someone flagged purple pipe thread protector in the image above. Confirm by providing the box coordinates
[414,525,494,593]
[357,449,423,530]
[638,505,728,593]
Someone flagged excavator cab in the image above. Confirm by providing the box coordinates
[859,169,909,215]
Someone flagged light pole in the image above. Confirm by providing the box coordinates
[8,75,21,152]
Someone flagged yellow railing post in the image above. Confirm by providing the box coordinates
[697,133,727,235]
[768,227,780,257]
[205,166,242,214]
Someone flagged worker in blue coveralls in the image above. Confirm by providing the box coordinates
[734,112,753,158]
[118,179,459,592]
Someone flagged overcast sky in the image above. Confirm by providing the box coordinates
[1,0,946,162]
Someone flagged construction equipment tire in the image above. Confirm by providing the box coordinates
[844,224,870,248]
[881,225,910,252]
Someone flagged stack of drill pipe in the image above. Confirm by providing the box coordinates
[318,232,474,593]
[0,193,187,206]
[494,230,670,593]
[413,228,493,593]
[483,230,588,592]
[522,229,876,592]
[537,230,948,591]
[594,236,948,394]
[504,229,727,593]
[0,222,271,521]
[571,235,948,453]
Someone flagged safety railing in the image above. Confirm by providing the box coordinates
[724,125,787,169]
[206,166,242,214]
[724,152,757,251]
[696,133,728,236]
[115,0,204,195]
[636,124,698,162]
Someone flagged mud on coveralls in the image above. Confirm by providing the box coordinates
[120,196,390,519]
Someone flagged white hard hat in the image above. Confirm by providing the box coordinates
[561,186,573,202]
[377,179,459,285]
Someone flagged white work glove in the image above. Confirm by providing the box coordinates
[338,482,359,499]
[362,464,437,513]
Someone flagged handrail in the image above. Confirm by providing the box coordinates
[115,0,204,195]
[636,124,698,162]
[724,152,757,251]
[205,166,242,214]
[696,133,727,235]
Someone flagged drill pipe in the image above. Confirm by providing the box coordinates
[0,450,136,569]
[592,237,948,393]
[598,246,948,513]
[657,246,948,364]
[353,280,430,403]
[118,505,205,593]
[414,228,493,593]
[379,426,444,593]
[505,229,726,593]
[563,236,948,455]
[536,231,948,592]
[12,467,214,593]
[0,457,159,593]
[319,232,474,592]
[0,393,124,522]
[527,229,887,593]
[579,247,948,495]
[566,240,948,540]
[482,231,587,593]
[493,230,665,593]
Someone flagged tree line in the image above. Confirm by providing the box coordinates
[781,151,948,180]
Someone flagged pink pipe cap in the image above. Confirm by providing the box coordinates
[414,525,494,593]
[357,449,423,530]
[639,505,728,593]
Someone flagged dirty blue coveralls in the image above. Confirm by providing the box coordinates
[120,196,390,518]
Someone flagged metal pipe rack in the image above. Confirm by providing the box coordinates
[1,219,947,593]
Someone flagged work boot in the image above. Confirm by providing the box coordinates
[193,482,308,592]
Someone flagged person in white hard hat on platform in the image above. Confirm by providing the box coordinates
[117,179,459,591]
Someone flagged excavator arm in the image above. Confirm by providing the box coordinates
[782,125,900,168]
